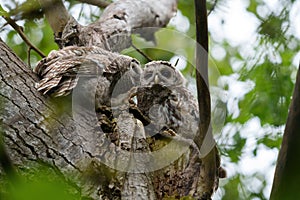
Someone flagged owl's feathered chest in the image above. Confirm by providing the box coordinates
[135,84,198,135]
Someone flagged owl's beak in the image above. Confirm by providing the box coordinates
[154,75,159,84]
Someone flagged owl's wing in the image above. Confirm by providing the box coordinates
[173,86,199,138]
[34,46,107,97]
[35,56,84,96]
[143,85,199,139]
[34,46,141,100]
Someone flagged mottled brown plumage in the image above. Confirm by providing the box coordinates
[138,61,199,140]
[137,61,225,196]
[34,46,142,108]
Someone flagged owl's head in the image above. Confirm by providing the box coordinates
[142,61,186,87]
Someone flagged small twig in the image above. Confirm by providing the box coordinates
[174,58,179,67]
[0,22,9,31]
[208,0,218,16]
[2,16,46,58]
[78,4,84,21]
[75,0,111,8]
[132,43,152,62]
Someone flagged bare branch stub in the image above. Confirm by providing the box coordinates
[38,0,71,43]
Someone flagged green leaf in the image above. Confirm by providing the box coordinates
[1,166,80,200]
[222,175,242,200]
[0,4,8,17]
[226,132,246,163]
[258,137,282,149]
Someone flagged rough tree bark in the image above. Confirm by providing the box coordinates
[0,0,220,199]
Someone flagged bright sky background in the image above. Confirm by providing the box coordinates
[1,0,300,199]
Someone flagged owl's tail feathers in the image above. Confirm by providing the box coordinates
[35,75,79,97]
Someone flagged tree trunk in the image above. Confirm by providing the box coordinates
[0,0,220,199]
[270,64,300,200]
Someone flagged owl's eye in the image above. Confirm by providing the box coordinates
[130,62,141,74]
[144,72,153,80]
[160,68,172,78]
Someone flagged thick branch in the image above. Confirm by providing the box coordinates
[195,0,210,149]
[0,37,78,171]
[38,0,71,39]
[40,0,177,51]
[59,0,177,51]
[194,0,218,198]
[0,38,123,198]
[270,64,300,199]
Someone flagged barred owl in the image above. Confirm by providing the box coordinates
[137,61,199,139]
[35,46,142,107]
[141,61,186,87]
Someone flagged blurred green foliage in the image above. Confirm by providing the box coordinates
[0,0,299,199]
[0,165,80,200]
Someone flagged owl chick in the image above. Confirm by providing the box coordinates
[34,46,142,108]
[137,61,199,140]
[141,60,186,87]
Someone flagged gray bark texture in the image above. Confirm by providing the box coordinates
[0,0,221,199]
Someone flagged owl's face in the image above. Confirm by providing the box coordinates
[142,61,186,87]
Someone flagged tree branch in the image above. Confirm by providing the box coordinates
[270,63,300,199]
[194,0,218,197]
[195,0,210,146]
[0,38,131,198]
[2,16,46,58]
[39,0,177,51]
[74,0,177,51]
[38,0,71,40]
[208,0,218,16]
